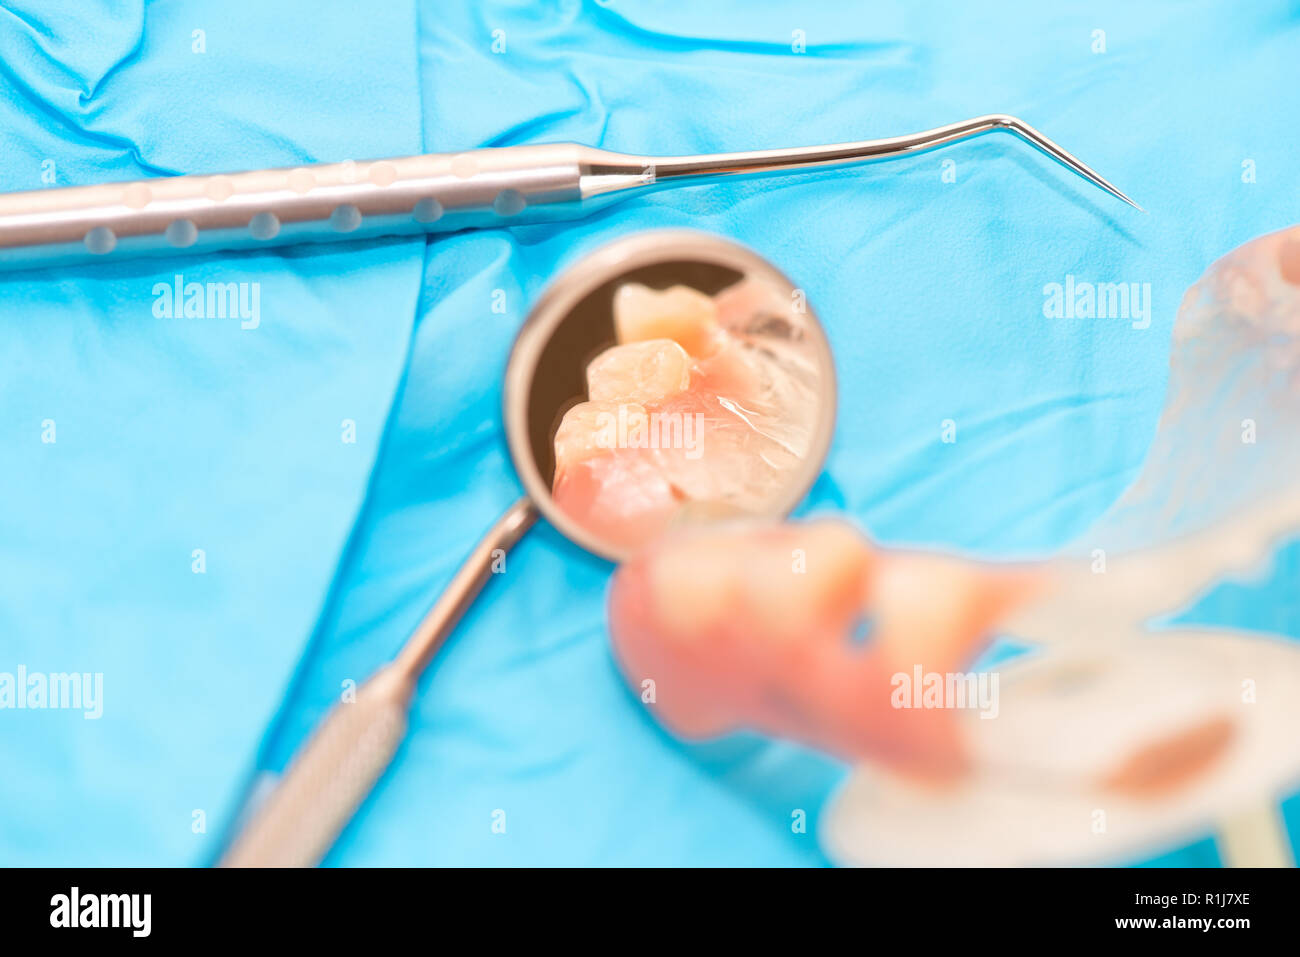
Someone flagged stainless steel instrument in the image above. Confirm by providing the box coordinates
[0,114,1139,270]
[219,230,839,866]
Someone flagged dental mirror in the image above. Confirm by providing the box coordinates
[223,229,837,866]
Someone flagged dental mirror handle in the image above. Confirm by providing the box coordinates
[221,497,538,868]
[0,115,1138,271]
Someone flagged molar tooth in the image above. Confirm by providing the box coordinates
[614,283,720,357]
[647,528,743,640]
[869,555,1038,674]
[586,338,692,405]
[740,520,870,643]
[553,400,647,473]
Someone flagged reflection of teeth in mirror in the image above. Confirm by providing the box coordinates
[555,277,820,551]
[586,339,692,405]
[589,405,704,459]
[713,276,803,331]
[607,519,1042,778]
[554,450,681,552]
[614,283,720,357]
[554,401,705,469]
[554,401,644,469]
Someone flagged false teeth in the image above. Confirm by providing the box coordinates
[586,339,692,405]
[613,282,721,357]
[553,278,819,552]
[608,518,1041,777]
[553,400,648,473]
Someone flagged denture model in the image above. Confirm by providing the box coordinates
[606,225,1300,865]
[607,518,1042,780]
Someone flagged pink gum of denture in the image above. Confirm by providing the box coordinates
[607,520,1043,781]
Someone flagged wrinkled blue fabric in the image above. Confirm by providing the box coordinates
[3,0,1298,866]
[266,1,1300,866]
[0,0,425,865]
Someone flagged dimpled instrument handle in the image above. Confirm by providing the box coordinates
[0,144,632,270]
[0,115,1139,271]
[220,665,414,868]
[220,500,538,867]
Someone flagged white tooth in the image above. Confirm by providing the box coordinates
[870,554,986,673]
[553,400,648,472]
[586,338,692,405]
[740,520,869,643]
[649,528,742,640]
[614,283,720,357]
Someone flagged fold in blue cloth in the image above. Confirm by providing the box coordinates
[0,0,426,864]
[2,0,1297,865]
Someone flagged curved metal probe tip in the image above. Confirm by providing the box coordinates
[991,115,1144,212]
[0,112,1138,273]
[650,113,1144,212]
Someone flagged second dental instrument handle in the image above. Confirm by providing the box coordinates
[220,498,537,868]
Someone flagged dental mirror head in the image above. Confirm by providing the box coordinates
[222,229,837,868]
[504,229,838,561]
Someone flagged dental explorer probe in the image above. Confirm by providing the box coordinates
[0,114,1140,270]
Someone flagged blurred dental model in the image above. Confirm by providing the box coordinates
[606,225,1300,865]
[607,518,1042,780]
[552,278,819,551]
[608,518,1300,863]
